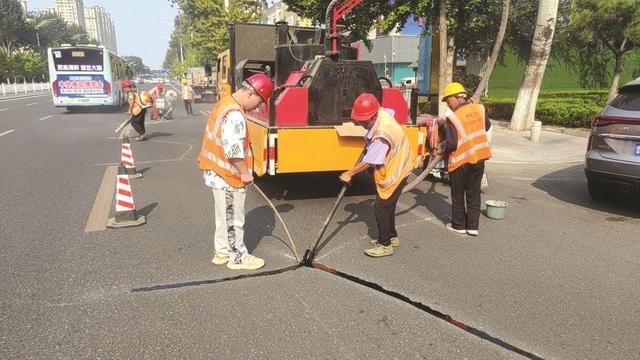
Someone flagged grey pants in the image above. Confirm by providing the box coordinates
[212,188,248,264]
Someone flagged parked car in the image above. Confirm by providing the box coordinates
[585,77,640,200]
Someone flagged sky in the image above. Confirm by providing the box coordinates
[27,0,178,69]
[26,0,421,69]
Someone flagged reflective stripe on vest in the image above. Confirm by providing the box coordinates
[447,103,492,172]
[371,110,413,199]
[198,95,253,188]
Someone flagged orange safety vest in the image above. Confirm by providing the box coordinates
[371,110,414,199]
[128,89,153,116]
[198,95,254,189]
[446,103,492,172]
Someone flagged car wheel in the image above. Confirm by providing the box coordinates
[587,179,617,201]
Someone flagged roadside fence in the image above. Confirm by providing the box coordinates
[1,81,51,96]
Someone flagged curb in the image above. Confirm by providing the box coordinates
[489,120,589,138]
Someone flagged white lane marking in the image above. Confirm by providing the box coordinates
[0,93,50,102]
[26,102,38,106]
[0,108,8,112]
[38,115,53,121]
[0,129,16,137]
[199,110,207,116]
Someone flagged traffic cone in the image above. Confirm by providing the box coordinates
[121,135,142,178]
[107,165,146,228]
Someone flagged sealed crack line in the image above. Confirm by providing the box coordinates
[129,264,301,293]
[310,262,545,360]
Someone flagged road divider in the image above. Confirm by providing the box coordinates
[107,165,146,228]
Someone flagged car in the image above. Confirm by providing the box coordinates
[585,77,640,200]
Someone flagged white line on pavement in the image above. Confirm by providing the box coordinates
[199,110,207,116]
[26,102,38,106]
[0,108,8,112]
[0,129,15,137]
[0,93,50,103]
[38,115,53,121]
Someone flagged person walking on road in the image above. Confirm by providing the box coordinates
[340,93,414,258]
[122,80,153,141]
[181,79,195,116]
[198,73,274,270]
[440,82,492,236]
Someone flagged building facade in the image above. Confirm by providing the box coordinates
[261,1,311,26]
[84,5,118,53]
[54,0,85,29]
[357,35,419,84]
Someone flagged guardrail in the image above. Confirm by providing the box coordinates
[1,82,51,96]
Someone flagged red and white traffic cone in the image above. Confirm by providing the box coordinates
[107,165,146,228]
[121,135,142,179]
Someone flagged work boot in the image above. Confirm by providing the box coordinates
[135,134,147,141]
[226,254,265,270]
[211,253,229,265]
[364,244,393,257]
[446,223,467,235]
[370,237,400,247]
[467,229,479,236]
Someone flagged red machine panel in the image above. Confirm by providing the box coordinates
[275,87,308,126]
[381,88,409,124]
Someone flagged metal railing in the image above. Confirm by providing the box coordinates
[1,81,51,96]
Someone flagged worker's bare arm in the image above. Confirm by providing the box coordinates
[339,162,371,183]
[230,158,254,183]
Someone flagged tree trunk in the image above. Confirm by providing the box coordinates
[509,0,560,131]
[608,53,623,102]
[472,0,510,101]
[438,0,448,117]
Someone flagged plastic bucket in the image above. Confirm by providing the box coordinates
[485,200,508,220]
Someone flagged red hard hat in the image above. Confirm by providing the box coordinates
[245,73,273,102]
[121,80,132,89]
[351,93,380,121]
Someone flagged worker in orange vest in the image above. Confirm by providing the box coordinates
[198,73,274,270]
[340,93,413,257]
[148,83,164,120]
[181,79,195,116]
[440,82,492,236]
[122,80,153,141]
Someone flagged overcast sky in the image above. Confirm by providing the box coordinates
[26,0,421,69]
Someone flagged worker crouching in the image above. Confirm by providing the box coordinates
[198,73,274,270]
[441,82,492,236]
[340,93,413,257]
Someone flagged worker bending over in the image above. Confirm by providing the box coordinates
[122,80,153,141]
[340,93,413,258]
[198,74,274,270]
[441,82,492,236]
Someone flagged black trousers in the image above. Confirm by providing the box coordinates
[449,161,485,231]
[374,178,407,246]
[183,100,193,115]
[130,108,147,136]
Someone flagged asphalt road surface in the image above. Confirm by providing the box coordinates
[1,89,639,359]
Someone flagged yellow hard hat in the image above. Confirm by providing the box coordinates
[442,82,466,101]
[181,79,188,85]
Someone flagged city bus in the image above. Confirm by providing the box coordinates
[47,45,131,110]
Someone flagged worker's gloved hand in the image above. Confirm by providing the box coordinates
[240,172,254,184]
[339,172,352,184]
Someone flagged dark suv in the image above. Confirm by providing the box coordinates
[585,77,640,200]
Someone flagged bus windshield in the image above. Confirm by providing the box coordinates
[51,48,104,72]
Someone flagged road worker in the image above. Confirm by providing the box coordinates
[440,82,492,236]
[198,73,274,270]
[148,83,164,120]
[340,93,413,257]
[181,79,195,116]
[122,80,153,141]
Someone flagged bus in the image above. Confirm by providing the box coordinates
[47,45,131,110]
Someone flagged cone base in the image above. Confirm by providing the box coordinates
[107,215,146,228]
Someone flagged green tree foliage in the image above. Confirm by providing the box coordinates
[164,0,263,76]
[122,56,150,76]
[0,0,28,56]
[567,0,640,98]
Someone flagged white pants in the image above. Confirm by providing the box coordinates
[212,188,248,264]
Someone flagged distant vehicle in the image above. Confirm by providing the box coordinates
[585,77,640,200]
[187,66,216,102]
[47,44,131,110]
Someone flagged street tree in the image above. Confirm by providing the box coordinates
[509,0,560,131]
[0,0,28,56]
[569,0,640,101]
[122,56,148,76]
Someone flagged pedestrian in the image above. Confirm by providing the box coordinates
[198,73,274,270]
[181,79,195,116]
[122,80,153,141]
[340,93,414,257]
[148,83,164,120]
[440,82,492,236]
